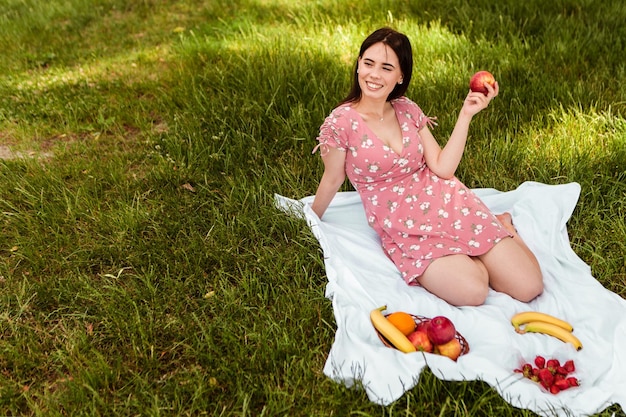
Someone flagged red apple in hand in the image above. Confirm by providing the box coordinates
[426,316,456,345]
[469,70,496,96]
[434,338,462,361]
[407,330,433,353]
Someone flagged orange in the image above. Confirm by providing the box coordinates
[386,312,416,336]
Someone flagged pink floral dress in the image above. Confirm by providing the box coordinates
[314,96,511,285]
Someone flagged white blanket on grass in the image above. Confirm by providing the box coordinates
[275,182,626,417]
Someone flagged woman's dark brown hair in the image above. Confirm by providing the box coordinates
[341,27,413,105]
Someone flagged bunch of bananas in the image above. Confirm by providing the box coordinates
[511,311,582,350]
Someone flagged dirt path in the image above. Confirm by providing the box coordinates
[0,145,52,160]
[0,145,14,160]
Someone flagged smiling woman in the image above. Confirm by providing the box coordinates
[353,42,405,153]
[310,27,544,307]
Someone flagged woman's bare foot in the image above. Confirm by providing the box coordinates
[496,212,517,235]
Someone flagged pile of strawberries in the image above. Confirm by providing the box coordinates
[515,356,580,394]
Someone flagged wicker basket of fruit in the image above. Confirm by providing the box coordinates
[373,310,470,360]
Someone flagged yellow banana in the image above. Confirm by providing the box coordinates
[511,311,574,332]
[516,320,583,351]
[370,305,416,353]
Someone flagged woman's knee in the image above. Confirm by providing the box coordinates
[514,271,544,302]
[460,282,490,306]
[496,265,544,302]
[461,260,490,305]
[480,239,545,302]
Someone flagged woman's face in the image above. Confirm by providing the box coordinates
[357,42,403,101]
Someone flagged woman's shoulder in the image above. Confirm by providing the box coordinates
[322,102,358,126]
[329,102,357,117]
[392,96,421,110]
[393,96,436,128]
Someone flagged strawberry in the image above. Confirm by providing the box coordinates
[530,367,540,382]
[554,379,570,391]
[521,363,533,378]
[514,363,532,375]
[567,376,580,387]
[563,359,575,373]
[546,359,560,373]
[556,366,568,376]
[538,368,554,388]
[534,355,546,369]
[550,384,561,394]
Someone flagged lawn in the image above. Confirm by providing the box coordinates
[0,0,625,415]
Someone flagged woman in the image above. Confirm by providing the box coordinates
[311,27,543,306]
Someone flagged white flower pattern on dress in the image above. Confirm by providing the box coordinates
[392,185,405,195]
[368,162,380,173]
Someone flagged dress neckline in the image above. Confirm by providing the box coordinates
[352,100,404,156]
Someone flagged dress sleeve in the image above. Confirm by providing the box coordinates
[312,108,349,156]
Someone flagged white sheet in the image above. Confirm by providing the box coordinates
[275,182,626,417]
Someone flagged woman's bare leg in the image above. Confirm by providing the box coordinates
[417,213,543,305]
[496,213,541,271]
[480,213,544,302]
[417,254,490,306]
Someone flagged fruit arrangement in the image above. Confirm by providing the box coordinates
[511,311,582,350]
[515,355,580,394]
[469,70,496,95]
[370,306,469,361]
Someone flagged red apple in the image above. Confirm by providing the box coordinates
[415,320,430,334]
[426,316,456,345]
[407,330,433,353]
[469,70,496,96]
[434,338,462,361]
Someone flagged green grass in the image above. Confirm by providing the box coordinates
[0,0,625,415]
